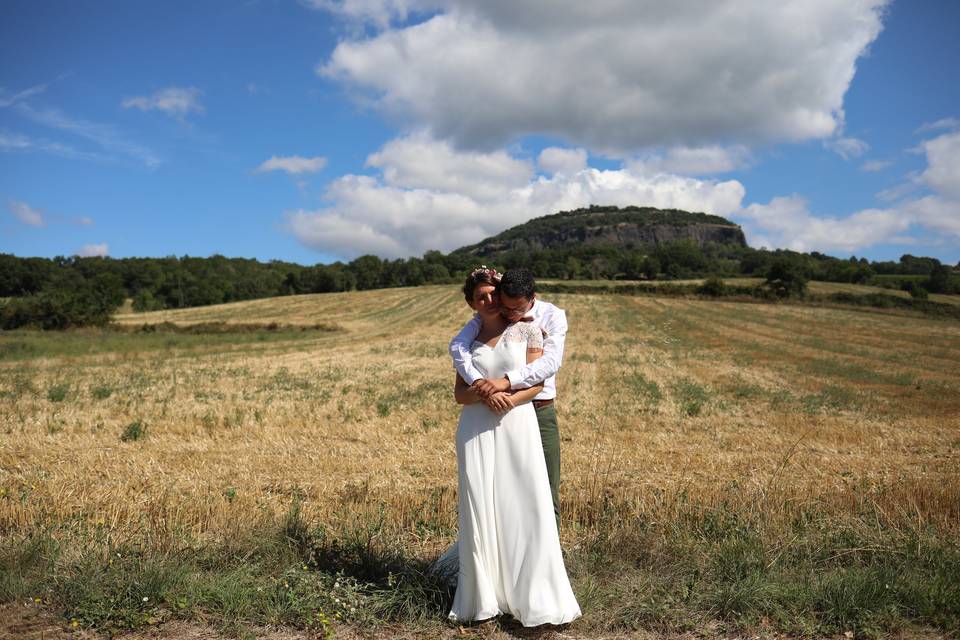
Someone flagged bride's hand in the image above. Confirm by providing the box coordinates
[484,392,515,414]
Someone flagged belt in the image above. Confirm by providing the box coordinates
[532,398,555,410]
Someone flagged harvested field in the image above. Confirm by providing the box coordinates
[2,286,958,637]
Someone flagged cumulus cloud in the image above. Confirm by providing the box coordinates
[285,136,744,259]
[824,136,870,161]
[367,133,533,199]
[319,0,887,152]
[538,147,588,176]
[122,87,204,121]
[9,200,46,228]
[255,155,328,175]
[734,128,960,252]
[626,145,752,176]
[918,130,960,199]
[734,195,911,253]
[77,243,109,257]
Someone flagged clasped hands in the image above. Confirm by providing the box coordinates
[472,377,513,414]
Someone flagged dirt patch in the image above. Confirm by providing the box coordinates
[0,601,96,640]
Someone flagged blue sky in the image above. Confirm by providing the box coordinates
[2,0,958,265]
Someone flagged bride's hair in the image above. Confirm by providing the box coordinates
[463,265,501,302]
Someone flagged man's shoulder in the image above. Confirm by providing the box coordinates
[535,298,565,316]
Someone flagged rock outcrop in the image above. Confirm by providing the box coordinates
[455,206,747,258]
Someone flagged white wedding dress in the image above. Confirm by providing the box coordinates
[443,322,581,626]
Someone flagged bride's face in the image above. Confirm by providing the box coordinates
[469,283,500,318]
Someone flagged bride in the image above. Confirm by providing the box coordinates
[443,267,581,627]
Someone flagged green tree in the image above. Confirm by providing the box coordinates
[764,259,808,298]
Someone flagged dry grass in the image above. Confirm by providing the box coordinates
[4,286,959,542]
[2,286,959,635]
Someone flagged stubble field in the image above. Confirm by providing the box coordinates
[1,286,959,638]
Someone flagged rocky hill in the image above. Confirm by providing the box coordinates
[452,205,747,259]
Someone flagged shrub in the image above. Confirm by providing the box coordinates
[764,259,808,298]
[698,276,727,297]
[120,421,146,442]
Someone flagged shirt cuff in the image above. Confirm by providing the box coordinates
[506,369,523,389]
[465,370,483,385]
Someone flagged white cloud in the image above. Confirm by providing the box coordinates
[538,147,588,176]
[122,87,204,121]
[0,83,48,107]
[734,195,911,253]
[861,159,892,172]
[367,132,533,199]
[255,155,328,175]
[77,243,109,257]
[285,137,745,259]
[0,129,109,162]
[626,145,752,176]
[735,128,960,253]
[876,179,918,203]
[13,103,161,167]
[918,130,960,199]
[0,130,32,151]
[76,216,94,226]
[916,117,959,133]
[303,0,418,28]
[8,200,46,228]
[319,1,887,152]
[824,136,870,161]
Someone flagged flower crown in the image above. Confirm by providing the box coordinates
[470,265,501,282]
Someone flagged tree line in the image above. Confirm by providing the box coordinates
[1,245,957,329]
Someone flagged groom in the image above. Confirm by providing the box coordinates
[449,268,568,528]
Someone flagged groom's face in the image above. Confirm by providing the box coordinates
[499,292,534,322]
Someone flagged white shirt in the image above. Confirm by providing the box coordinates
[449,298,567,400]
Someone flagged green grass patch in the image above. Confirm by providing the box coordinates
[800,385,863,413]
[804,358,914,386]
[120,421,147,442]
[2,496,957,637]
[46,382,69,402]
[670,378,711,416]
[627,371,662,411]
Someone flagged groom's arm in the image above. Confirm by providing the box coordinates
[449,314,485,384]
[505,309,567,389]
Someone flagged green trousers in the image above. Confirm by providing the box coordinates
[534,403,561,529]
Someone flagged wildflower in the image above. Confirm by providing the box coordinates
[142,596,149,602]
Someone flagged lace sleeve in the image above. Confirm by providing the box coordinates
[525,322,544,350]
[503,322,544,349]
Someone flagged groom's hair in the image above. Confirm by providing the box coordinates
[499,269,536,300]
